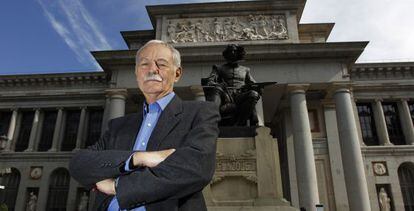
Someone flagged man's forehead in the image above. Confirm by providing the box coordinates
[138,43,172,59]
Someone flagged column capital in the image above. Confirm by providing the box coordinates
[105,89,128,99]
[399,98,410,103]
[9,108,18,112]
[287,84,310,94]
[326,82,353,98]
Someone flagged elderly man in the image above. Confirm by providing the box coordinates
[69,40,220,210]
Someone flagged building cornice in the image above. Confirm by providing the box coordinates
[361,145,414,157]
[0,152,74,162]
[298,23,335,41]
[120,30,155,50]
[0,71,108,87]
[351,62,414,81]
[146,0,306,27]
[93,42,367,74]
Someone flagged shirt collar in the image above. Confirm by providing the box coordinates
[143,92,175,114]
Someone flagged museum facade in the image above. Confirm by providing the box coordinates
[1,1,414,211]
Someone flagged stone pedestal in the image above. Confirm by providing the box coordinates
[205,127,297,211]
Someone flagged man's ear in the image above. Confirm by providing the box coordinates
[174,67,182,82]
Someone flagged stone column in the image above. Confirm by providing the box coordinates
[4,109,18,151]
[58,111,67,151]
[190,85,206,101]
[333,88,371,211]
[49,108,63,152]
[398,99,414,145]
[106,89,127,120]
[25,108,41,152]
[101,98,111,135]
[10,110,22,151]
[34,110,45,151]
[75,107,87,150]
[372,99,392,145]
[289,85,319,211]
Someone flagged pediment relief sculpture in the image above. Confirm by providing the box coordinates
[167,15,288,43]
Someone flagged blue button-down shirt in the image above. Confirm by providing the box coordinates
[108,92,175,211]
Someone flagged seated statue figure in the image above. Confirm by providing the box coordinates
[202,44,260,126]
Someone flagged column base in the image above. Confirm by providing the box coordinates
[254,198,291,206]
[208,205,298,211]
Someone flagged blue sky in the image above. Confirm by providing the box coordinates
[0,0,413,75]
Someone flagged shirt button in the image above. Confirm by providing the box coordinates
[142,142,146,146]
[147,123,151,127]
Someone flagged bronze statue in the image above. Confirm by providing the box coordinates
[202,44,262,126]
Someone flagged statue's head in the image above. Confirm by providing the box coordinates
[222,44,245,63]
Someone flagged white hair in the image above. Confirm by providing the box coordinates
[135,40,181,68]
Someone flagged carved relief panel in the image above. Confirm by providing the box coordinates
[166,15,288,43]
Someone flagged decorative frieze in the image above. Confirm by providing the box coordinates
[166,15,288,43]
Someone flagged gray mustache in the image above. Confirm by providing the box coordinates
[144,72,162,82]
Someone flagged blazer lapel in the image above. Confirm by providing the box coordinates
[118,112,143,150]
[147,96,183,151]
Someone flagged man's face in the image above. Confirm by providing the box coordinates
[135,43,182,100]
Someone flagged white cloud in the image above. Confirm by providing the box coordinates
[301,0,414,63]
[37,0,113,69]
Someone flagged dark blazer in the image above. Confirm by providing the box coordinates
[69,96,220,210]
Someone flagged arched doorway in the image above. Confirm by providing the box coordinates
[398,162,414,211]
[46,168,70,211]
[0,168,20,211]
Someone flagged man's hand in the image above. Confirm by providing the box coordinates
[96,179,116,195]
[132,149,176,168]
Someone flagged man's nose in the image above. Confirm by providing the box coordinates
[148,61,160,72]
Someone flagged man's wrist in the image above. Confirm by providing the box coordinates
[132,151,145,167]
[113,178,117,195]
